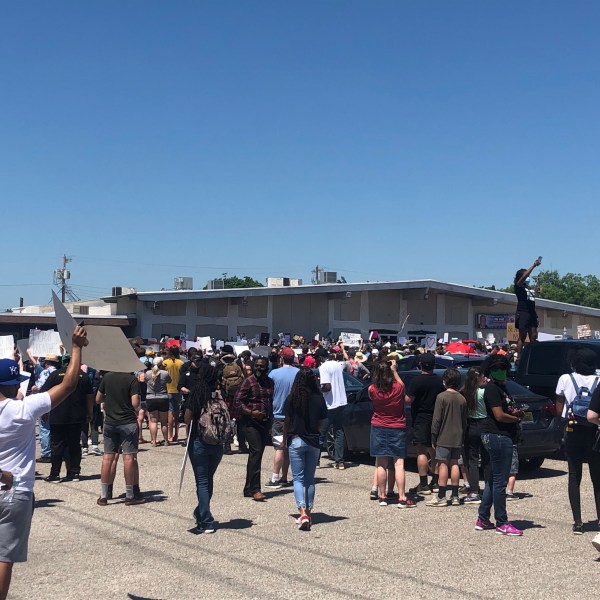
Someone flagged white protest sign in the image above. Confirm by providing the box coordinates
[215,340,225,350]
[0,335,14,359]
[476,331,483,339]
[397,336,408,346]
[185,341,201,351]
[340,332,361,347]
[233,345,250,356]
[83,326,146,373]
[486,333,496,344]
[19,372,31,398]
[197,336,212,352]
[17,339,30,362]
[29,329,62,357]
[424,334,437,352]
[443,333,449,344]
[293,348,303,355]
[52,291,77,353]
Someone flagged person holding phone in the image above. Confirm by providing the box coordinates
[513,257,542,357]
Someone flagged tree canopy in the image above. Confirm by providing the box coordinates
[222,276,264,289]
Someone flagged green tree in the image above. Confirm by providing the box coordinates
[223,276,264,289]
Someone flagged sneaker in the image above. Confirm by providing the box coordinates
[450,496,461,506]
[475,517,496,530]
[36,456,52,463]
[369,488,379,500]
[397,498,417,509]
[335,462,346,470]
[425,496,448,507]
[573,523,584,535]
[265,480,282,489]
[298,516,311,531]
[96,497,108,506]
[203,528,216,534]
[59,476,74,483]
[506,491,517,501]
[495,523,523,536]
[43,474,61,483]
[81,448,88,457]
[279,479,290,487]
[592,533,600,552]
[430,482,439,493]
[409,483,432,496]
[90,446,103,456]
[378,498,388,506]
[459,485,471,494]
[87,438,93,446]
[464,494,482,505]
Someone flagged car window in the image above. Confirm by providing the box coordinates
[526,345,565,376]
[396,357,416,371]
[343,371,363,389]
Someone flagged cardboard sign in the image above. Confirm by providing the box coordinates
[185,341,201,351]
[577,324,592,339]
[17,339,30,362]
[424,334,437,352]
[340,332,361,347]
[215,340,225,350]
[506,323,519,343]
[443,333,449,344]
[18,372,31,398]
[0,335,14,359]
[197,336,212,352]
[397,336,408,346]
[29,329,62,357]
[52,291,78,354]
[82,326,147,373]
[233,345,250,356]
[166,339,181,348]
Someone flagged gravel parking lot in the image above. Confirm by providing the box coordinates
[10,441,600,600]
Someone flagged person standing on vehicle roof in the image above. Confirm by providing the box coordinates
[514,257,542,358]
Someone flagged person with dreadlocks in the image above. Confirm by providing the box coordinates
[184,380,229,534]
[282,368,328,531]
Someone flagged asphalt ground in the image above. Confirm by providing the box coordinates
[9,434,600,600]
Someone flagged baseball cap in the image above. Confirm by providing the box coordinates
[0,359,29,385]
[419,353,436,368]
[280,347,295,359]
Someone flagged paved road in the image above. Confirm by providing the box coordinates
[10,439,600,600]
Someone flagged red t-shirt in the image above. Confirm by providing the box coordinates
[369,380,406,429]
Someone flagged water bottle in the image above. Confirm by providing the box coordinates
[0,477,21,503]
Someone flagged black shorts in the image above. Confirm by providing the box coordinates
[412,413,433,447]
[515,311,538,331]
[146,398,169,413]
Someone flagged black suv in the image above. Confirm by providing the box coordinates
[515,340,600,399]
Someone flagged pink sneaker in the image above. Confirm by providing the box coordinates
[495,523,523,536]
[475,517,496,530]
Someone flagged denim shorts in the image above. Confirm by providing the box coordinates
[0,490,34,563]
[168,393,182,414]
[370,426,407,458]
[103,422,139,454]
[435,446,462,461]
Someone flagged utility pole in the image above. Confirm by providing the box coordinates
[53,255,79,302]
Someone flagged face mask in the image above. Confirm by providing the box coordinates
[255,368,265,377]
[490,369,507,382]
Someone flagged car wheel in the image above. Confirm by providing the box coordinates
[519,457,545,472]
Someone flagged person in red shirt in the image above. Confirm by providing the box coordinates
[368,358,416,508]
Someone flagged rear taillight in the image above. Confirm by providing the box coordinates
[543,402,557,416]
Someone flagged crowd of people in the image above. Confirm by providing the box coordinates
[2,315,600,598]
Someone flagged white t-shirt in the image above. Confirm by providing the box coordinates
[0,392,51,492]
[319,360,346,410]
[555,373,600,418]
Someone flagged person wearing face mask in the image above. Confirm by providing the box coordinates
[233,357,274,501]
[514,257,542,358]
[476,356,525,536]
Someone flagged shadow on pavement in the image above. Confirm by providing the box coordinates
[34,498,64,509]
[127,594,165,600]
[511,519,545,531]
[217,518,253,530]
[518,466,567,480]
[310,512,349,525]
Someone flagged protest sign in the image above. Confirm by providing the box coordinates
[53,291,77,353]
[506,323,519,343]
[424,334,437,351]
[215,340,225,350]
[19,372,31,398]
[0,335,14,359]
[29,329,62,357]
[166,339,181,348]
[577,324,592,339]
[233,345,250,356]
[17,339,30,361]
[443,333,449,344]
[197,336,212,352]
[83,326,147,373]
[340,332,362,347]
[185,341,201,351]
[397,336,408,345]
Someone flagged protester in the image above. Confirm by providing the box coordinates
[266,347,298,489]
[0,327,88,600]
[368,358,415,508]
[282,368,328,530]
[233,356,274,501]
[514,257,542,357]
[184,381,230,533]
[477,356,524,536]
[33,354,61,463]
[461,367,489,504]
[41,356,94,482]
[406,353,445,494]
[144,357,171,447]
[556,348,600,534]
[427,368,467,507]
[96,371,144,506]
[163,347,184,444]
[317,348,347,469]
[341,346,370,380]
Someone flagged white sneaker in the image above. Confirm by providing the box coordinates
[592,533,600,552]
[232,436,239,447]
[87,438,93,446]
[81,448,88,457]
[90,446,103,456]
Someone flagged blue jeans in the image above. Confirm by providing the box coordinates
[38,418,51,457]
[479,433,513,526]
[188,437,223,529]
[288,436,321,510]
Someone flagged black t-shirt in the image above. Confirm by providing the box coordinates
[481,381,518,441]
[515,283,536,315]
[590,386,600,414]
[98,372,140,426]
[284,392,328,448]
[42,367,93,425]
[407,373,445,415]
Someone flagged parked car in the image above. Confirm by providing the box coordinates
[325,367,561,471]
[516,340,600,399]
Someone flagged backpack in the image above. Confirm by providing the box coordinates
[197,398,232,445]
[222,362,244,398]
[568,374,599,424]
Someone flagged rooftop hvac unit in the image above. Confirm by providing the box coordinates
[111,286,137,296]
[318,271,337,284]
[174,277,193,290]
[206,279,225,290]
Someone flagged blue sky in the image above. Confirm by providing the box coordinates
[2,1,599,309]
